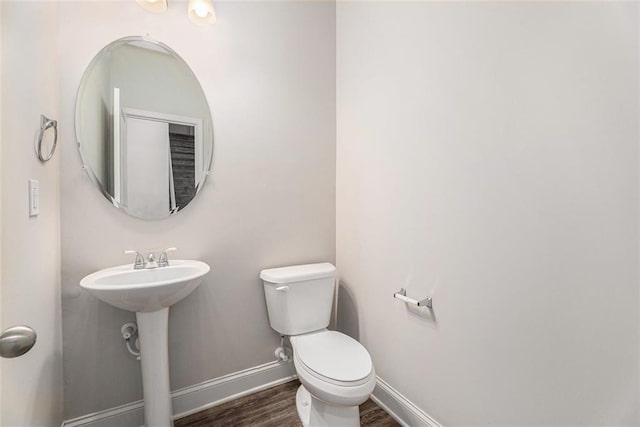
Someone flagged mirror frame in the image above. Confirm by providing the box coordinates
[74,35,214,219]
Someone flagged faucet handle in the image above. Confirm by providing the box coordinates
[158,247,177,267]
[123,250,145,269]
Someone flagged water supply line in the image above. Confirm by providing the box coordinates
[121,322,141,361]
[275,335,291,362]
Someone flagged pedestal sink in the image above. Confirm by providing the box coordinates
[80,260,210,427]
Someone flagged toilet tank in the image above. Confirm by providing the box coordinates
[261,263,336,336]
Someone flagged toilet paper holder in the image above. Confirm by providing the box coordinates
[393,288,433,308]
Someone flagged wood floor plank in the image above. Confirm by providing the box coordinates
[175,380,399,427]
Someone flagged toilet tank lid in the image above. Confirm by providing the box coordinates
[260,263,336,284]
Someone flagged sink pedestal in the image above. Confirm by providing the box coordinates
[137,307,173,427]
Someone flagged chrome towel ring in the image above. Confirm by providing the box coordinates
[36,114,57,162]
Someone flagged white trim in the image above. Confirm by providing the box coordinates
[61,401,144,427]
[112,87,121,203]
[60,363,441,427]
[371,376,442,427]
[172,360,296,419]
[61,360,296,427]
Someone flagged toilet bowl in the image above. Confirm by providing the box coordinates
[260,263,375,427]
[291,330,375,405]
[291,330,376,426]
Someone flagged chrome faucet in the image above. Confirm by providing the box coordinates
[158,247,177,267]
[123,250,146,269]
[124,248,177,269]
[146,252,158,269]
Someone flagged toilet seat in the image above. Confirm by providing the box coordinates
[290,330,376,408]
[292,331,373,386]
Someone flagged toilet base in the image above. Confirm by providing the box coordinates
[296,385,360,427]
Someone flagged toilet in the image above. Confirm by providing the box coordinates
[260,263,375,427]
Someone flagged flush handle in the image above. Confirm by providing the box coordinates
[0,325,37,358]
[275,285,289,292]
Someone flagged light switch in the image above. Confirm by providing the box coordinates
[29,179,39,217]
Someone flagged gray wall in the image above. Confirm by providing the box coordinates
[336,2,639,426]
[59,1,336,418]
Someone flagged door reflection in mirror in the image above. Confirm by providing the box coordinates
[119,108,202,219]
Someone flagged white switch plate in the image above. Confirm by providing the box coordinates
[29,179,39,217]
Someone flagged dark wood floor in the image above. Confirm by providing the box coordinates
[175,380,399,427]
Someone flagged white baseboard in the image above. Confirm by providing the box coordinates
[371,376,442,427]
[61,360,297,427]
[62,362,440,427]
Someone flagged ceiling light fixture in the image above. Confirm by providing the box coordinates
[135,0,168,14]
[187,0,216,26]
[136,0,216,26]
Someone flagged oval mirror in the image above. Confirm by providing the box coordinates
[75,36,213,220]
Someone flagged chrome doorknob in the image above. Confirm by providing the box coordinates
[0,325,37,358]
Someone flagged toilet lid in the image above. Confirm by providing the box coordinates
[294,331,372,383]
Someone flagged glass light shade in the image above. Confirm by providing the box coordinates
[188,0,216,25]
[136,0,168,13]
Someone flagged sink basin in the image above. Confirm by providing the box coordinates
[80,260,210,312]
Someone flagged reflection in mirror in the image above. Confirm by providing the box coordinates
[76,36,213,220]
